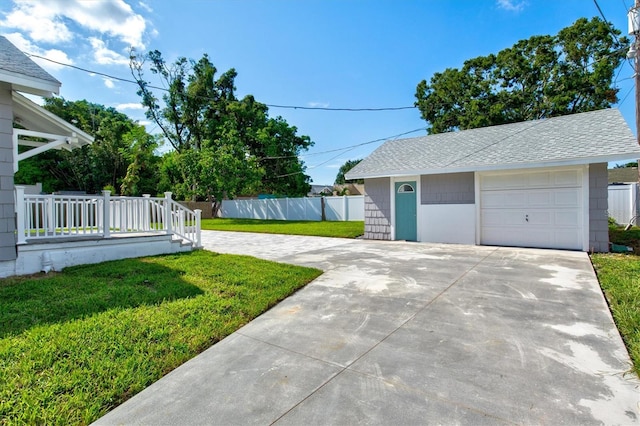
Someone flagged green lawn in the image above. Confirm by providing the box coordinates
[201,218,364,238]
[590,227,640,377]
[0,251,321,425]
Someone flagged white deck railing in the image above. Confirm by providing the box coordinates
[15,188,201,248]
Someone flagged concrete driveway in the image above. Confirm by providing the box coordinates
[96,231,639,425]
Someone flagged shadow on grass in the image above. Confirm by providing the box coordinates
[0,258,203,338]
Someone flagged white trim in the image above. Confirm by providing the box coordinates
[349,155,640,180]
[12,92,93,145]
[389,179,395,240]
[582,165,590,252]
[474,172,481,245]
[0,70,59,97]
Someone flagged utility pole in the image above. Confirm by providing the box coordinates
[628,0,640,185]
[635,0,640,145]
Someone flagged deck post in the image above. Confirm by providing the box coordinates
[102,190,111,238]
[15,186,26,244]
[164,192,172,234]
[143,194,150,230]
[195,209,202,247]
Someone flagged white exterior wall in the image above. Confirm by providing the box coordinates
[418,204,476,244]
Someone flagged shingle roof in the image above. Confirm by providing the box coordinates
[0,36,60,95]
[346,109,640,179]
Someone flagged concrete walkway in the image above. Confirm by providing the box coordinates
[96,231,639,425]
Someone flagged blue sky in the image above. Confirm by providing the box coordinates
[0,0,636,185]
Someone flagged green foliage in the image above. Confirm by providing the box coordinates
[15,98,157,195]
[591,259,640,376]
[0,251,321,423]
[131,50,312,202]
[334,159,363,185]
[200,218,364,238]
[614,162,638,169]
[415,17,627,134]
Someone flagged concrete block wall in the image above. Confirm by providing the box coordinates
[364,177,391,240]
[589,163,609,253]
[0,83,15,261]
[421,172,475,205]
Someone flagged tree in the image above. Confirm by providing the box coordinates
[131,50,313,202]
[415,17,628,134]
[614,161,638,168]
[334,159,363,185]
[15,98,156,194]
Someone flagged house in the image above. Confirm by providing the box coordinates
[345,109,640,252]
[0,36,201,277]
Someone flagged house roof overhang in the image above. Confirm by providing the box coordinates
[346,153,640,180]
[12,91,94,171]
[0,69,60,97]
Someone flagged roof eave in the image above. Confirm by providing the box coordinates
[0,70,60,97]
[12,91,94,145]
[348,153,640,180]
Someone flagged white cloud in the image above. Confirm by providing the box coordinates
[1,0,148,48]
[138,1,153,13]
[308,101,330,108]
[4,32,72,71]
[103,78,115,89]
[116,103,144,111]
[326,164,341,169]
[0,3,73,43]
[89,38,129,65]
[496,0,527,12]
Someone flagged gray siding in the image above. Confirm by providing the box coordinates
[0,83,15,260]
[364,177,391,240]
[589,163,609,253]
[421,172,475,205]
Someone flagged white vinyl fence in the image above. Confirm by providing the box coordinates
[221,196,364,221]
[608,183,638,226]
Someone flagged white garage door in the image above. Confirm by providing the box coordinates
[480,168,584,250]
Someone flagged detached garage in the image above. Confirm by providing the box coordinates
[345,109,640,252]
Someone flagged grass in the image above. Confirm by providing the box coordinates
[0,251,321,425]
[590,226,640,377]
[201,218,364,238]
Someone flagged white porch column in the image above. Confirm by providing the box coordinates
[194,209,202,247]
[102,190,111,238]
[164,192,172,234]
[143,194,151,230]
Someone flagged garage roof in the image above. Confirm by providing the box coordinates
[346,109,640,179]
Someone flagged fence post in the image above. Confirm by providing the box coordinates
[102,190,111,238]
[47,192,55,234]
[15,186,26,244]
[321,197,326,221]
[143,194,150,230]
[164,192,173,234]
[343,195,348,221]
[195,209,202,247]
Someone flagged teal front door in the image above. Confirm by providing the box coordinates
[395,181,417,241]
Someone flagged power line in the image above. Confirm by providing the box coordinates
[24,53,417,112]
[593,0,636,72]
[264,127,426,160]
[269,127,427,179]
